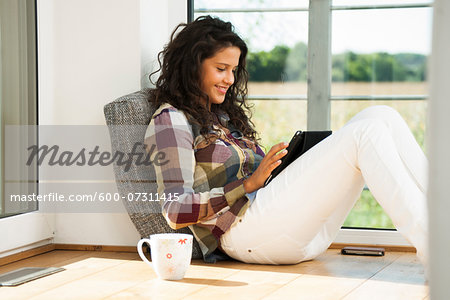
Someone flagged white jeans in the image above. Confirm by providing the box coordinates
[220,105,428,265]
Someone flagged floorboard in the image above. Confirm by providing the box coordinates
[342,252,428,300]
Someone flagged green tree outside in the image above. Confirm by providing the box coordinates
[246,42,427,83]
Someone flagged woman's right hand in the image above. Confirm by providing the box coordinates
[243,142,289,193]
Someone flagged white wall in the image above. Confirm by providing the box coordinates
[38,0,186,246]
[141,0,188,88]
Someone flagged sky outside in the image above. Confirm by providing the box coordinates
[194,0,433,55]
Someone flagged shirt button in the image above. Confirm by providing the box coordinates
[239,219,242,223]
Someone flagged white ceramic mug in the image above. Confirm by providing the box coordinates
[137,233,193,280]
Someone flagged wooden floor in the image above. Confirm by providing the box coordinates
[0,249,428,300]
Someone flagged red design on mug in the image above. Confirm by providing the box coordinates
[178,238,187,245]
[166,253,172,259]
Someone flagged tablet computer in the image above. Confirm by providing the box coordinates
[264,130,332,186]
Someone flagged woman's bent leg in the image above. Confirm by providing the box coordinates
[220,110,427,265]
[344,105,429,265]
[346,105,428,194]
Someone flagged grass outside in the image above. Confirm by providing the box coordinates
[248,81,427,229]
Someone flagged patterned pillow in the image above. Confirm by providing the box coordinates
[104,89,202,259]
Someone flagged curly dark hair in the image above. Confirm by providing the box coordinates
[148,15,259,143]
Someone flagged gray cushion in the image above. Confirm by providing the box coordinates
[104,89,202,259]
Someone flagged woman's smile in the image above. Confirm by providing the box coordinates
[216,85,229,95]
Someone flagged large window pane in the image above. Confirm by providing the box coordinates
[331,7,432,96]
[194,1,309,85]
[194,3,309,149]
[0,0,37,218]
[331,5,431,229]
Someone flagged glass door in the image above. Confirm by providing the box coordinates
[0,0,53,256]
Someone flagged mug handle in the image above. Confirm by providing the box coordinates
[137,238,153,268]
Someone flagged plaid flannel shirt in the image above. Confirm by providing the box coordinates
[144,103,265,261]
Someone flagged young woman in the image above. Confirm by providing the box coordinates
[144,16,428,266]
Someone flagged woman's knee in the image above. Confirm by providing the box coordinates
[361,105,402,121]
[350,105,404,136]
[349,118,391,143]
